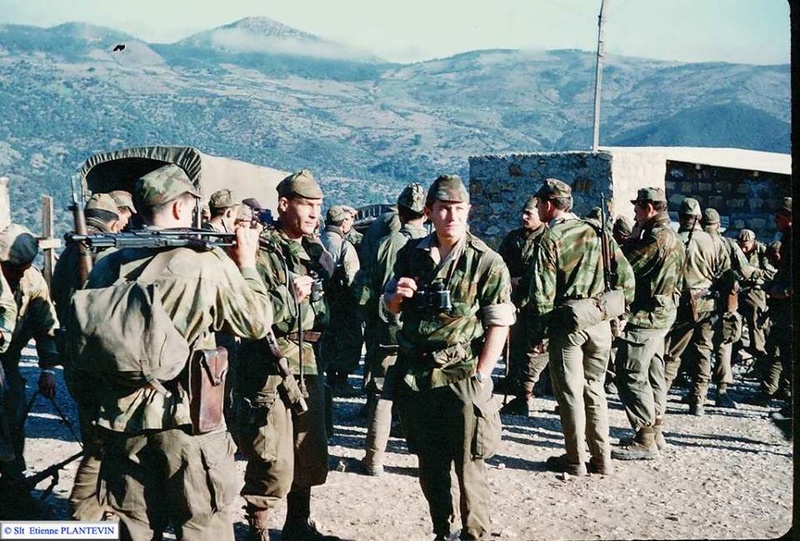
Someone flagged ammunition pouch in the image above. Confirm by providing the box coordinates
[720,311,743,344]
[188,347,229,435]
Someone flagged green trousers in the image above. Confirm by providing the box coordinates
[548,319,612,465]
[99,427,238,541]
[664,310,716,402]
[614,326,670,431]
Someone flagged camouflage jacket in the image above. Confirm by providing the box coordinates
[769,228,792,298]
[71,244,272,433]
[530,213,635,321]
[678,222,729,313]
[622,212,685,330]
[0,272,16,353]
[241,228,332,376]
[498,224,546,307]
[345,228,363,251]
[386,231,515,389]
[1,266,60,368]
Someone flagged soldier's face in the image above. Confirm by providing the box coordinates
[521,209,540,230]
[279,196,322,238]
[536,198,553,223]
[427,200,470,243]
[633,201,656,226]
[775,212,791,232]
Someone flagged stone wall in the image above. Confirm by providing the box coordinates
[665,161,790,242]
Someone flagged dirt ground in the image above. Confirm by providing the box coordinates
[16,347,794,541]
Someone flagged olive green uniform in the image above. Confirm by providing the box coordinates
[0,271,17,465]
[663,222,729,404]
[498,224,548,397]
[737,240,776,362]
[237,229,332,510]
[0,266,60,483]
[388,232,515,540]
[68,243,272,540]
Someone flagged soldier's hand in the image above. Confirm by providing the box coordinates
[38,370,56,399]
[386,277,417,314]
[292,275,315,302]
[230,226,260,269]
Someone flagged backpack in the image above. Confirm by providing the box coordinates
[65,251,190,396]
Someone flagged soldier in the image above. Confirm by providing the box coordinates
[701,208,762,408]
[0,271,17,462]
[203,189,241,233]
[342,206,364,251]
[236,170,339,541]
[52,193,124,521]
[108,190,137,230]
[497,195,547,415]
[66,164,273,539]
[385,175,514,541]
[758,197,792,418]
[358,183,427,476]
[663,198,729,416]
[528,179,634,476]
[611,188,684,460]
[0,224,61,518]
[319,205,363,398]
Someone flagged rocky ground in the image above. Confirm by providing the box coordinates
[15,347,794,541]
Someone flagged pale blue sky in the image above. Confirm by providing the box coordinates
[0,0,790,64]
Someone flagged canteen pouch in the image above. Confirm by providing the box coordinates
[598,289,626,321]
[720,311,743,344]
[679,291,700,323]
[189,347,229,434]
[557,298,605,334]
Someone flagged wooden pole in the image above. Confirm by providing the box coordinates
[39,195,61,288]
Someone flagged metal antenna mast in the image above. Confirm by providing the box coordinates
[591,0,609,152]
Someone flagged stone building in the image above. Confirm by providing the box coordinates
[468,146,791,248]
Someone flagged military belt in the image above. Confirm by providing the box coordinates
[283,331,322,343]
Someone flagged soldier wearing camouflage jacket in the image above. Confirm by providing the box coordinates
[68,165,273,540]
[236,170,338,541]
[385,175,514,541]
[528,179,635,476]
[612,188,684,461]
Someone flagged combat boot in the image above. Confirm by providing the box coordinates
[500,394,532,416]
[688,402,705,416]
[246,505,270,541]
[653,416,667,451]
[588,455,615,476]
[611,426,659,460]
[545,454,587,476]
[714,392,738,409]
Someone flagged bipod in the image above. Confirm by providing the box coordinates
[24,390,83,448]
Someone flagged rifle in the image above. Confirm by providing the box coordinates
[263,329,309,415]
[69,174,93,284]
[65,229,281,253]
[599,193,618,290]
[13,450,83,500]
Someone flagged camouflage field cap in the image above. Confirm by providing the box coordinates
[534,178,572,200]
[426,175,469,207]
[777,196,792,216]
[0,224,38,266]
[678,197,701,216]
[397,183,426,213]
[701,208,720,225]
[342,205,358,216]
[327,205,349,224]
[523,196,538,212]
[737,229,756,243]
[613,215,633,237]
[135,164,201,208]
[85,193,120,217]
[277,169,323,199]
[209,188,239,210]
[631,187,666,204]
[109,190,137,213]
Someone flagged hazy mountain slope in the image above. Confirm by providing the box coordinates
[0,18,789,233]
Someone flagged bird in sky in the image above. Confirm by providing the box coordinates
[112,44,125,52]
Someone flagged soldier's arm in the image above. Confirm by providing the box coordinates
[612,239,636,305]
[0,272,16,353]
[530,235,557,316]
[475,255,515,378]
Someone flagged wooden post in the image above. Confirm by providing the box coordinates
[0,176,10,231]
[40,195,61,288]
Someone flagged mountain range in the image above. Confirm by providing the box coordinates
[0,16,790,234]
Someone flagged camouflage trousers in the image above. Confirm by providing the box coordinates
[548,319,612,465]
[99,427,238,541]
[238,375,329,510]
[397,376,500,540]
[614,325,671,431]
[507,311,550,396]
